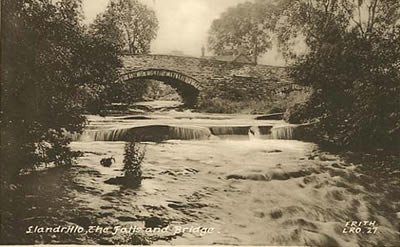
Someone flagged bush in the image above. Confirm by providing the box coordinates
[123,141,146,185]
[284,91,322,124]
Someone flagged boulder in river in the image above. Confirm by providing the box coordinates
[255,113,284,120]
[104,176,141,188]
[144,216,167,228]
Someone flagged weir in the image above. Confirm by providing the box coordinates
[71,124,299,142]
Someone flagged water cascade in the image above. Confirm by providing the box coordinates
[209,126,250,136]
[69,123,298,142]
[168,126,212,140]
[71,125,212,142]
[270,126,297,140]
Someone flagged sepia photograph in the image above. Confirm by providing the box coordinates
[1,0,399,246]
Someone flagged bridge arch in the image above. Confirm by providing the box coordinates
[120,69,201,106]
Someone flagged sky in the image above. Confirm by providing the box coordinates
[81,0,285,65]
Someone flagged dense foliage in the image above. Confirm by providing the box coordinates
[90,0,158,54]
[276,0,400,150]
[88,0,159,105]
[207,0,278,63]
[1,0,121,181]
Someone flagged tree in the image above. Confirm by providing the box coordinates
[1,0,121,181]
[276,0,400,150]
[207,1,277,63]
[90,0,158,54]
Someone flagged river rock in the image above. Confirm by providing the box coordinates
[117,216,137,222]
[122,116,151,120]
[270,209,283,219]
[331,163,343,169]
[71,216,91,227]
[265,149,282,153]
[255,113,284,120]
[104,176,141,187]
[144,216,166,228]
[226,174,246,180]
[319,154,337,161]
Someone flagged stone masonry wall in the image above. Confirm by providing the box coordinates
[121,55,297,101]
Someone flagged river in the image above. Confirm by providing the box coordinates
[27,101,397,245]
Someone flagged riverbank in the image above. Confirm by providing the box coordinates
[196,89,310,114]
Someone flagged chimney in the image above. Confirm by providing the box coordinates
[201,46,205,57]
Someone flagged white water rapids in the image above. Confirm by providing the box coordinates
[71,110,297,142]
[66,102,398,245]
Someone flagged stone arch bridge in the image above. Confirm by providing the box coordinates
[120,54,301,106]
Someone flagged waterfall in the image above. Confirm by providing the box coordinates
[209,126,273,140]
[73,128,130,141]
[70,125,211,142]
[209,126,250,136]
[270,126,296,140]
[168,126,212,140]
[258,126,273,135]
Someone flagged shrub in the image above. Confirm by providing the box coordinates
[123,141,146,185]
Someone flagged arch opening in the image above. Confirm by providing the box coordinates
[121,69,200,107]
